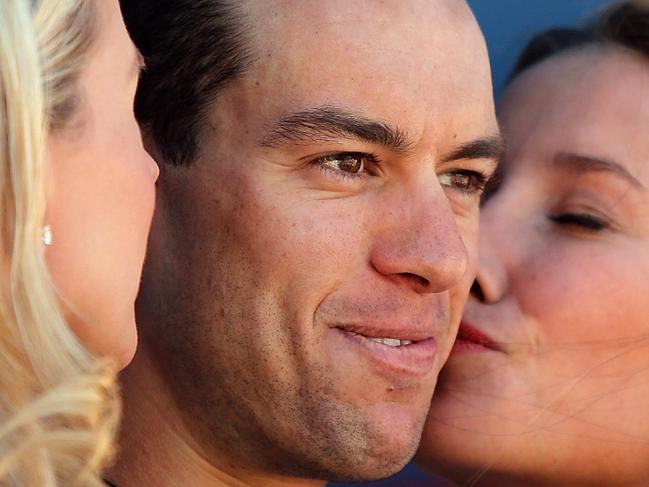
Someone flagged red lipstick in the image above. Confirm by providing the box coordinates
[452,321,499,354]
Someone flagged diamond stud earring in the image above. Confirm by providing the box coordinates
[41,225,53,246]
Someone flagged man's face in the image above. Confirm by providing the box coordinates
[141,0,499,481]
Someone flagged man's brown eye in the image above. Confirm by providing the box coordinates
[449,173,471,190]
[439,171,487,194]
[322,153,365,174]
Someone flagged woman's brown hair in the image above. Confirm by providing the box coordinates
[511,0,649,80]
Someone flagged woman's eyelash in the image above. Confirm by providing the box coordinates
[548,213,608,231]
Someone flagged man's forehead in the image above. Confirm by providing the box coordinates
[248,0,477,47]
[243,0,488,99]
[208,0,496,154]
[252,0,464,19]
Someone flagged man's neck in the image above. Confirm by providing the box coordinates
[106,344,324,487]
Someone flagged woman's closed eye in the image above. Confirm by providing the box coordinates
[548,212,609,231]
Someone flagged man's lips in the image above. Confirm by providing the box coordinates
[332,324,438,378]
[451,321,500,354]
[335,323,434,342]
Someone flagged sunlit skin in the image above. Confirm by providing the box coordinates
[418,46,649,486]
[109,1,500,486]
[45,0,158,367]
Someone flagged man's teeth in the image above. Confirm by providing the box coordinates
[367,337,413,347]
[346,333,413,347]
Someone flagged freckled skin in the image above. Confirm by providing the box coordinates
[119,0,498,485]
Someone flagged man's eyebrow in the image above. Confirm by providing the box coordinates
[552,152,644,190]
[258,106,413,154]
[442,135,506,166]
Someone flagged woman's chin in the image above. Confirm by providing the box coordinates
[112,309,138,369]
[70,306,138,369]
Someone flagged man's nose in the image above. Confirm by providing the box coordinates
[370,180,469,295]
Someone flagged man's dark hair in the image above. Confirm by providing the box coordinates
[119,0,253,165]
[511,0,649,81]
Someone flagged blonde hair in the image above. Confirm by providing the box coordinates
[0,0,120,485]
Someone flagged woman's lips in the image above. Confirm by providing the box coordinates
[451,321,500,354]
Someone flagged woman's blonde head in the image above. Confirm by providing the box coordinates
[0,0,119,485]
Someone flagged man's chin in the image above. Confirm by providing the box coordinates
[323,440,417,483]
[283,401,426,483]
[339,405,425,481]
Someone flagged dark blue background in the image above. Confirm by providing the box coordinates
[473,0,610,97]
[329,1,609,486]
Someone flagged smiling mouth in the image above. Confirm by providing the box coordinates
[343,332,414,347]
[333,326,438,377]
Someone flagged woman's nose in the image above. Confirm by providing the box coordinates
[472,205,510,304]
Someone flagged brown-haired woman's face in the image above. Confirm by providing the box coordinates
[45,0,158,367]
[418,47,649,485]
